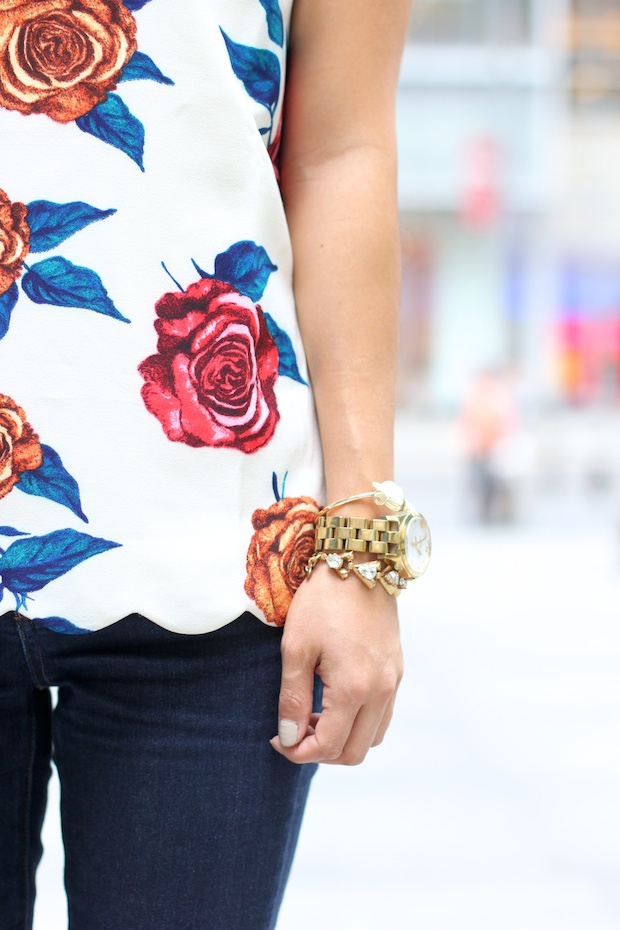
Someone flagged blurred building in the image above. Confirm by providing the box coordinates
[398,0,620,410]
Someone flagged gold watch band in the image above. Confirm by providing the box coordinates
[315,513,401,557]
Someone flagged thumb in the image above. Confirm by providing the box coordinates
[276,639,316,748]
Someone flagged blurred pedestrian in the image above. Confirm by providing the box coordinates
[460,367,520,522]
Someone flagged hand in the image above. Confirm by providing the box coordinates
[270,564,404,765]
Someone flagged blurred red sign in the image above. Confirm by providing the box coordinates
[461,137,502,229]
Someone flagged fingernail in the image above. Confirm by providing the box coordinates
[278,719,299,748]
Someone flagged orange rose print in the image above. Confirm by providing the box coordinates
[245,496,320,626]
[0,188,30,297]
[0,0,137,124]
[0,395,43,499]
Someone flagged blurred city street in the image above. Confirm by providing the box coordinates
[34,410,620,930]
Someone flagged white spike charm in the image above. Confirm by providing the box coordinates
[372,480,408,512]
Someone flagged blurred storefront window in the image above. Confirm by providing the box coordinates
[570,0,620,114]
[556,261,620,403]
[398,0,620,410]
[410,0,531,46]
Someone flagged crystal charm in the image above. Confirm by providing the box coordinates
[326,553,343,569]
[384,570,400,586]
[357,562,378,581]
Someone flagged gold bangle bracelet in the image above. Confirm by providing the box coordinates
[318,481,408,519]
[317,491,377,518]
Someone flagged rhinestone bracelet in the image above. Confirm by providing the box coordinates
[305,550,408,597]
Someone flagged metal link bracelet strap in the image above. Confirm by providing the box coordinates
[315,513,401,556]
[305,481,416,597]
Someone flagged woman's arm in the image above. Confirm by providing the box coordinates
[270,0,412,766]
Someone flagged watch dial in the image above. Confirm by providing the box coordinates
[405,515,431,577]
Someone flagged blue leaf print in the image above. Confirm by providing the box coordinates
[76,94,145,171]
[123,0,154,8]
[31,616,90,635]
[258,0,284,47]
[26,201,117,253]
[0,282,19,341]
[120,50,174,85]
[17,444,88,523]
[220,30,281,112]
[0,527,29,537]
[193,241,277,302]
[21,257,130,323]
[264,313,308,385]
[0,529,121,595]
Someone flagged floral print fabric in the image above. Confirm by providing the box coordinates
[245,494,320,626]
[0,395,42,498]
[139,277,280,454]
[0,0,324,634]
[0,190,30,296]
[0,0,137,123]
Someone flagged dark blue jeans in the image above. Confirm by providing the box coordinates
[0,611,319,930]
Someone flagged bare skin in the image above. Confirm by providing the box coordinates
[270,0,413,766]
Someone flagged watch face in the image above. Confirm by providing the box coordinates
[404,513,431,578]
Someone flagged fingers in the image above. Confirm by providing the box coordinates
[371,693,396,748]
[276,635,316,749]
[322,685,397,765]
[271,691,359,764]
[271,662,400,765]
[321,701,388,766]
[270,568,404,766]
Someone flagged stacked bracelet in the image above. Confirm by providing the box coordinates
[304,480,431,594]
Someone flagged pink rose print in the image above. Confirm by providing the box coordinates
[138,277,280,454]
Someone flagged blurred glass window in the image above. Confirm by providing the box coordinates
[410,0,531,46]
[570,0,620,113]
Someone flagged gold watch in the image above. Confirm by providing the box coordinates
[315,507,431,581]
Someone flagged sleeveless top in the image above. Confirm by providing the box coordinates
[0,0,324,634]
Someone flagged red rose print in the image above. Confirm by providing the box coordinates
[0,188,30,297]
[0,0,137,124]
[138,278,280,454]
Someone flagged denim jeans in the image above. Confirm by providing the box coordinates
[0,611,320,930]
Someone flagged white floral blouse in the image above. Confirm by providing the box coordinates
[0,0,324,634]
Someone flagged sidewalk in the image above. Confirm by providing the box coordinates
[278,521,620,930]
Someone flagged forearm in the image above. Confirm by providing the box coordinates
[281,144,400,502]
[272,0,410,768]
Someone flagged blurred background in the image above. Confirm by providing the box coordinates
[35,2,620,928]
[286,1,620,927]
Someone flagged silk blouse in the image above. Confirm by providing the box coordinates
[0,0,324,634]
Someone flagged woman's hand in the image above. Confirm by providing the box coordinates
[270,566,403,765]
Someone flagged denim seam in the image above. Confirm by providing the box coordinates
[15,616,43,690]
[27,619,51,688]
[19,689,37,930]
